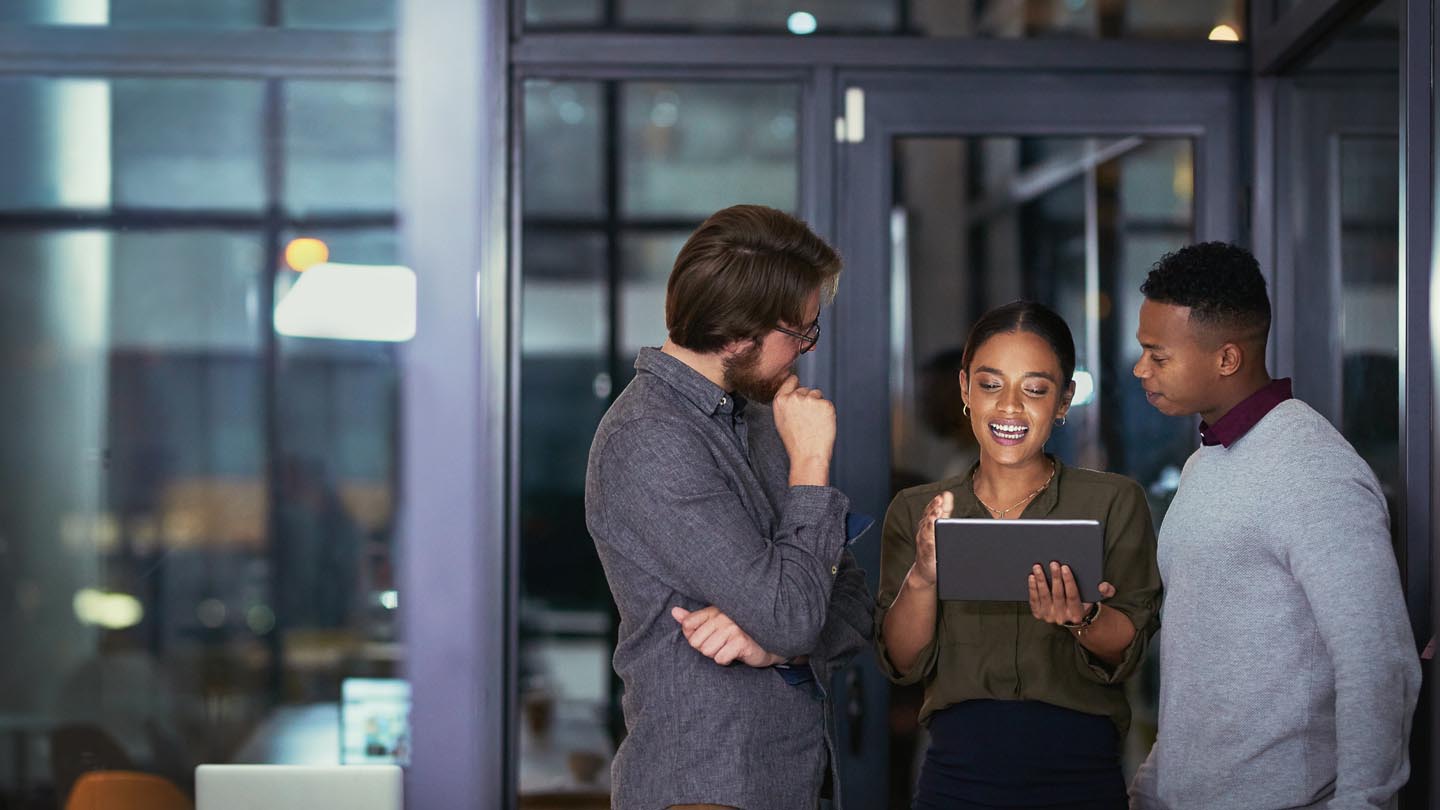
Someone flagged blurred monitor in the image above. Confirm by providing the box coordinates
[341,678,411,766]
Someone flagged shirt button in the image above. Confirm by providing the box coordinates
[831,565,838,575]
[719,396,727,406]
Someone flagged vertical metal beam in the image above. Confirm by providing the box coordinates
[1401,0,1433,651]
[1252,77,1286,377]
[1083,153,1103,469]
[399,0,509,807]
[261,76,287,708]
[800,66,838,394]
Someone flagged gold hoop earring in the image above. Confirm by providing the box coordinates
[963,403,970,417]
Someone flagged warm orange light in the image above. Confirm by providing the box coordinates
[1208,24,1240,42]
[285,237,330,272]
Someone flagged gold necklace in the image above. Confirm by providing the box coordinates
[973,462,1055,518]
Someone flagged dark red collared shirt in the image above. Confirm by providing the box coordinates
[1199,377,1294,447]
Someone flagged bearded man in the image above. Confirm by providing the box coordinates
[585,204,873,810]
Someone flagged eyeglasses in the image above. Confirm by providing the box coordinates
[774,318,821,354]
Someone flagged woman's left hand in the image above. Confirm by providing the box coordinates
[1028,562,1115,626]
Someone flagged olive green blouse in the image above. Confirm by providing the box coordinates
[873,457,1162,736]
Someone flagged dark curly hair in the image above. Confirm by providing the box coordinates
[1140,242,1271,342]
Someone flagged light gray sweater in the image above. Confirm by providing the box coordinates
[1130,399,1420,810]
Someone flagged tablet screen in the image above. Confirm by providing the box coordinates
[934,518,1103,602]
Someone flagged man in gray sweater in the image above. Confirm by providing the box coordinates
[1128,242,1419,809]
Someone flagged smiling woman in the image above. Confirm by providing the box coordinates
[874,300,1163,810]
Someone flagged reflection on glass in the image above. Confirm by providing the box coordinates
[527,0,1245,39]
[887,134,1193,807]
[284,81,396,215]
[518,78,802,803]
[0,76,401,808]
[622,82,799,218]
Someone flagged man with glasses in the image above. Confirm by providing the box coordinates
[586,205,872,809]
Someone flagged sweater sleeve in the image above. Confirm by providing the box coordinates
[1283,458,1420,809]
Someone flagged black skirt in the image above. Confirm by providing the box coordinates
[913,699,1126,810]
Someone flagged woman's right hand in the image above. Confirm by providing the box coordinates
[908,491,953,589]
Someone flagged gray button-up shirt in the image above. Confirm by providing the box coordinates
[585,347,872,810]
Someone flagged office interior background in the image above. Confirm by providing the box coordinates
[0,0,1435,807]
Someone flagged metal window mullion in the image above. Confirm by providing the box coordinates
[0,26,394,79]
[260,76,287,705]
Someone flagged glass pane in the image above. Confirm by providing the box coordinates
[111,231,265,352]
[619,232,687,361]
[0,77,115,210]
[622,82,799,218]
[523,81,606,218]
[0,76,402,810]
[888,134,1194,805]
[620,0,896,32]
[527,0,1246,39]
[1281,0,1400,550]
[1338,137,1399,502]
[284,81,396,215]
[517,79,802,804]
[526,0,603,27]
[0,0,261,26]
[115,79,267,210]
[0,78,266,212]
[516,229,614,799]
[283,0,394,30]
[0,0,396,27]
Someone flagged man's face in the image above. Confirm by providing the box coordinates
[1132,299,1222,418]
[723,289,821,403]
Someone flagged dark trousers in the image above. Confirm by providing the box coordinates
[913,699,1126,810]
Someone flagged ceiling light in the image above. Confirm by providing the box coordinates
[787,11,817,35]
[274,262,417,343]
[1208,24,1240,42]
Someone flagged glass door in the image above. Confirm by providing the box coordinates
[828,71,1241,806]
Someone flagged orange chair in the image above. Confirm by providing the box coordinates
[64,770,192,810]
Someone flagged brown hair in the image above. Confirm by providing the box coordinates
[665,205,841,353]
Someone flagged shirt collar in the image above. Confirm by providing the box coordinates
[1198,377,1293,448]
[634,347,741,417]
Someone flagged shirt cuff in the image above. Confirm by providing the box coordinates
[1073,605,1145,684]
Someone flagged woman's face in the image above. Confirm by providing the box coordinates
[959,329,1074,469]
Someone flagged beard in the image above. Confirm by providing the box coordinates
[722,340,792,404]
